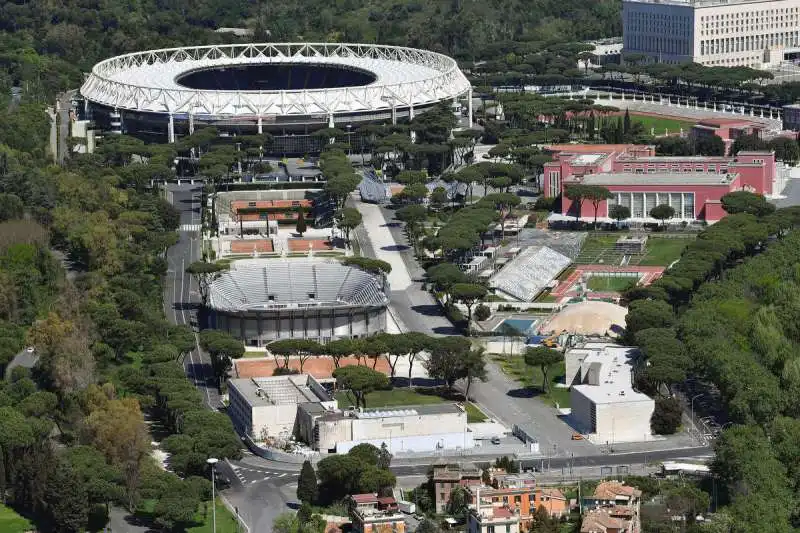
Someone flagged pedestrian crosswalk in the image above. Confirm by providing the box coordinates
[180,223,201,232]
[229,463,295,485]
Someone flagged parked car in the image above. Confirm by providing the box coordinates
[490,436,501,445]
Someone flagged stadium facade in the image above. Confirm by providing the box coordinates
[207,260,389,346]
[80,43,472,153]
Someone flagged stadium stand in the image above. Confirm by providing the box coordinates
[208,260,388,312]
[489,246,571,301]
[358,169,391,203]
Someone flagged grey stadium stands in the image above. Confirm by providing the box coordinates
[207,259,389,345]
[489,246,571,302]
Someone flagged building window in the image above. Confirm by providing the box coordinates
[487,527,495,533]
[248,201,256,207]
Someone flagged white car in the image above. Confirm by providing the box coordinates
[25,346,34,353]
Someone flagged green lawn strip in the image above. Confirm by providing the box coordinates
[630,114,694,134]
[0,504,34,533]
[465,402,488,423]
[136,498,239,533]
[493,356,570,408]
[636,237,692,266]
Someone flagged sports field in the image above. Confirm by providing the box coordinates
[586,275,638,292]
[574,233,692,266]
[631,114,695,135]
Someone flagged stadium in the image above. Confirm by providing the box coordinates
[207,260,389,346]
[79,42,473,152]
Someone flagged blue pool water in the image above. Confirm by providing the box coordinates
[495,318,537,335]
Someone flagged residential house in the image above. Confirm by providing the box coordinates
[349,494,406,533]
[433,462,483,514]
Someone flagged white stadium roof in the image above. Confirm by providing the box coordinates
[489,246,572,302]
[208,259,388,313]
[80,42,471,118]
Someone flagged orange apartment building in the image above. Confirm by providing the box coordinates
[349,494,406,533]
[467,473,568,530]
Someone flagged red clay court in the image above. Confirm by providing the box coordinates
[287,238,333,252]
[551,264,664,299]
[230,239,274,254]
[234,356,391,380]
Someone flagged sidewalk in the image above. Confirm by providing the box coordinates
[354,202,413,291]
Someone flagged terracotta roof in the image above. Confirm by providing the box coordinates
[540,488,566,500]
[352,494,378,502]
[378,497,397,505]
[231,199,312,211]
[593,482,642,500]
[230,239,273,253]
[581,509,629,533]
[493,508,514,518]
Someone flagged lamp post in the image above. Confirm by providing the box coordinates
[690,394,703,445]
[207,457,219,533]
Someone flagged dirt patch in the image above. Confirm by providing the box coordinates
[234,355,391,379]
[287,239,333,252]
[230,239,274,253]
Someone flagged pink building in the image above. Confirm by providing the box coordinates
[691,118,762,154]
[542,145,775,223]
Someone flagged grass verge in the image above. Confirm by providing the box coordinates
[335,388,488,422]
[136,498,240,533]
[493,355,571,408]
[0,504,33,533]
[631,114,695,134]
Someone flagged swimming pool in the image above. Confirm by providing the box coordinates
[494,318,538,335]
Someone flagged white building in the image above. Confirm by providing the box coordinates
[623,0,800,67]
[306,403,474,454]
[227,374,337,442]
[567,342,655,444]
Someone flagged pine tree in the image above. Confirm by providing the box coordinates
[623,108,631,136]
[297,460,318,504]
[46,460,89,533]
[296,208,307,236]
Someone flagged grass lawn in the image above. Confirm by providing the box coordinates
[335,388,488,423]
[631,114,694,135]
[534,292,558,303]
[586,275,637,292]
[136,498,240,533]
[493,355,571,408]
[0,505,33,533]
[575,233,692,267]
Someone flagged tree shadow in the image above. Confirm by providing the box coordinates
[411,304,446,317]
[507,387,542,399]
[381,244,410,252]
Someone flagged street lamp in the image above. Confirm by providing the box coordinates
[690,394,703,445]
[207,457,219,533]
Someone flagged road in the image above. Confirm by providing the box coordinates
[4,348,38,380]
[163,183,296,533]
[163,184,222,409]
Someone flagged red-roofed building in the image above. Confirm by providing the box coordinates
[349,494,406,533]
[468,490,521,533]
[542,144,776,223]
[433,463,483,513]
[581,482,643,533]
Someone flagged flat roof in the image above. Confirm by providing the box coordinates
[229,374,331,407]
[578,172,735,187]
[323,403,463,420]
[572,154,607,165]
[617,155,729,162]
[571,344,653,405]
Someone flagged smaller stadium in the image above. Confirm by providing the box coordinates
[207,259,389,346]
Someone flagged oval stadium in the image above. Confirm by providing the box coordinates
[207,260,389,346]
[79,42,472,146]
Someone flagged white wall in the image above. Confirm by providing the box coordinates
[252,404,298,440]
[595,399,655,443]
[335,431,475,454]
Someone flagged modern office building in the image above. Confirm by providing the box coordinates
[542,144,776,223]
[227,374,337,442]
[623,0,800,67]
[567,342,655,444]
[309,403,473,454]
